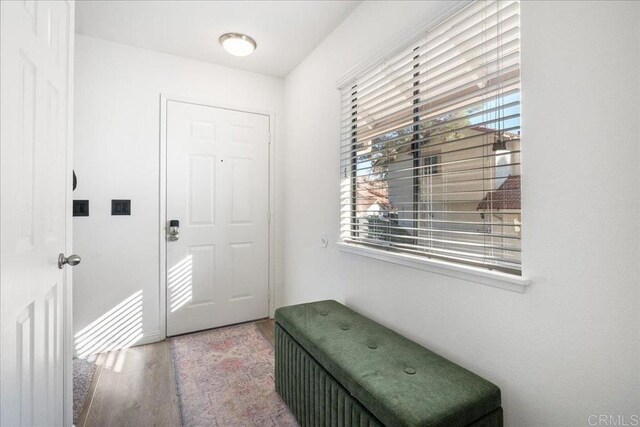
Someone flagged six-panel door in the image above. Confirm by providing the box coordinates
[166,101,270,336]
[0,1,72,425]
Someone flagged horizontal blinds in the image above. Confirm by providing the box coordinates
[339,0,522,275]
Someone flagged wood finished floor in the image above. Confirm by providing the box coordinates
[77,318,276,427]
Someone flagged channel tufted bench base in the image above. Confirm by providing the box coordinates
[275,300,503,427]
[276,324,383,426]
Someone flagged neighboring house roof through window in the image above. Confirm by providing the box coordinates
[477,175,521,211]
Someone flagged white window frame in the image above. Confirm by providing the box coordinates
[336,1,530,292]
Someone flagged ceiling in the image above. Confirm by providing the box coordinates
[75,0,360,78]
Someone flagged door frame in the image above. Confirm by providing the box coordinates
[63,3,76,424]
[158,93,276,340]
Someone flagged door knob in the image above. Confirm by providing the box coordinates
[58,253,81,269]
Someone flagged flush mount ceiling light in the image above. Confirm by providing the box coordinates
[219,33,257,57]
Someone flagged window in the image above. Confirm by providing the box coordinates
[339,1,522,275]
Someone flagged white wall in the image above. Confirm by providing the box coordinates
[73,35,284,350]
[281,1,640,426]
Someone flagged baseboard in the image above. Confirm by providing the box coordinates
[135,331,163,347]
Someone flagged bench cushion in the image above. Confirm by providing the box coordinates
[275,300,502,427]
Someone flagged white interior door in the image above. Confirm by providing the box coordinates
[0,1,73,426]
[166,101,270,337]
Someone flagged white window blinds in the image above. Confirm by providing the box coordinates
[339,0,522,275]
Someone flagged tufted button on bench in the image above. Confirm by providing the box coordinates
[275,300,503,427]
[404,367,416,375]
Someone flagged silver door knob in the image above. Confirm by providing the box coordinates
[58,253,81,269]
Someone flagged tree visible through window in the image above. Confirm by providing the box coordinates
[340,0,522,275]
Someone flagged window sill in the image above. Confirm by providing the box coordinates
[337,242,531,293]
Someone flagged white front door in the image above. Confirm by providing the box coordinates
[0,1,74,426]
[166,101,270,337]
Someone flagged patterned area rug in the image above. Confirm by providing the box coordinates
[72,355,97,424]
[171,322,298,426]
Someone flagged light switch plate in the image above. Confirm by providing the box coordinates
[73,200,89,217]
[111,199,131,215]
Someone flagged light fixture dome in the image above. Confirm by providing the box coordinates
[219,33,257,57]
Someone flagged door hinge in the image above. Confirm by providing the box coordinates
[267,210,271,223]
[268,132,272,144]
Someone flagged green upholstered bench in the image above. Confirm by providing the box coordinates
[275,300,503,427]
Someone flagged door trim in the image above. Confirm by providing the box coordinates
[159,94,276,340]
[63,3,75,425]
